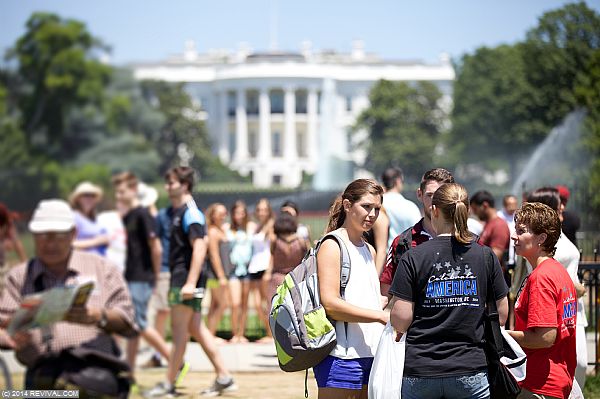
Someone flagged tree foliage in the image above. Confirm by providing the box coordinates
[7,13,111,158]
[354,80,445,181]
[522,1,600,128]
[448,45,543,180]
[0,12,243,210]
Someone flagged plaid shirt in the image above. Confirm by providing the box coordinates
[0,250,135,367]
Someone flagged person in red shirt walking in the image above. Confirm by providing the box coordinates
[470,191,511,285]
[508,202,577,399]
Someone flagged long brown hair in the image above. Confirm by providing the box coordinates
[254,198,274,234]
[431,183,473,244]
[230,200,249,231]
[326,179,384,233]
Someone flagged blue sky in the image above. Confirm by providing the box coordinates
[1,1,599,65]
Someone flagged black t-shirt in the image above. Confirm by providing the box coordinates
[123,206,158,283]
[390,235,508,377]
[169,201,206,288]
[561,210,580,247]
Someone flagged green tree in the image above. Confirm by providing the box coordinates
[576,49,600,212]
[448,45,541,181]
[7,12,111,158]
[140,80,247,182]
[522,1,600,129]
[354,80,445,181]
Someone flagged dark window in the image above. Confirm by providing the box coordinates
[270,90,284,114]
[227,91,236,117]
[246,90,259,115]
[296,90,307,114]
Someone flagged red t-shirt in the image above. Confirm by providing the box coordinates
[379,219,431,286]
[514,258,577,398]
[480,216,510,256]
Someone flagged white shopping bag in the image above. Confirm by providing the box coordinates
[569,379,584,399]
[500,328,527,382]
[368,321,406,399]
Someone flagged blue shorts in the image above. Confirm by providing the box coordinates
[127,281,153,331]
[313,355,374,390]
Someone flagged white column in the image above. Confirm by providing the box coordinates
[258,88,271,161]
[307,86,318,168]
[234,89,249,163]
[283,86,297,161]
[218,91,230,163]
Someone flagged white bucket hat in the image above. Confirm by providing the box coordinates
[138,182,158,208]
[69,181,103,205]
[29,199,76,233]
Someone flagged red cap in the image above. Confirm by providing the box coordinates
[556,185,570,203]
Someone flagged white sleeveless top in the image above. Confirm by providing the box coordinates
[331,236,384,359]
[248,231,271,274]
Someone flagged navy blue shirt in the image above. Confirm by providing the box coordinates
[390,236,508,377]
[169,200,206,288]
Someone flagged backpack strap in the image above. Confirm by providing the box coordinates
[393,226,414,266]
[316,232,351,299]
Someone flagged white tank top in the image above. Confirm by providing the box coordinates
[248,231,271,273]
[331,237,384,359]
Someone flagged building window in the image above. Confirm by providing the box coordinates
[297,130,307,158]
[345,95,352,112]
[296,90,307,114]
[246,90,259,115]
[227,91,236,117]
[270,89,284,114]
[272,130,282,157]
[272,175,282,185]
[228,130,236,157]
[248,130,258,158]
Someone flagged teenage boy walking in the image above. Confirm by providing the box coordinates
[150,167,236,397]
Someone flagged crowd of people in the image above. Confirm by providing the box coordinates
[0,163,588,399]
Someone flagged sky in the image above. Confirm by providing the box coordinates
[1,1,599,66]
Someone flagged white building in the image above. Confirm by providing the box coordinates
[132,41,454,189]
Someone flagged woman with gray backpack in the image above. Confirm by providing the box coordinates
[314,179,389,399]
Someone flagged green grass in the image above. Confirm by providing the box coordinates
[585,373,600,398]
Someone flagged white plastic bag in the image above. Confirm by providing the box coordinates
[569,379,584,399]
[500,328,527,382]
[368,321,405,399]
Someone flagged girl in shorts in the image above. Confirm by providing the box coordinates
[227,200,254,343]
[314,179,388,399]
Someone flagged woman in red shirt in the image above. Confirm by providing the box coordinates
[508,202,577,399]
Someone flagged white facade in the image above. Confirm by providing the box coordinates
[131,41,454,188]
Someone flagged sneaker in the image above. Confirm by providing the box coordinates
[174,362,190,387]
[199,377,238,397]
[141,354,163,368]
[146,381,176,398]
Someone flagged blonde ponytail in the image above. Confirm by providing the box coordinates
[432,183,473,245]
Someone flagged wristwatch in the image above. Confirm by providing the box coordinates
[97,309,108,329]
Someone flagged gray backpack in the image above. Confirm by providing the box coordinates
[269,232,351,374]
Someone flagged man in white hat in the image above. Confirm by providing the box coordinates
[0,199,136,389]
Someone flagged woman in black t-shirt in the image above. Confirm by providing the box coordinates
[390,183,509,399]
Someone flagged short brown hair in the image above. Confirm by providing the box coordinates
[514,202,561,256]
[111,171,138,189]
[165,166,195,192]
[420,168,454,192]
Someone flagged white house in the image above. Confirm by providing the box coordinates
[131,41,454,189]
